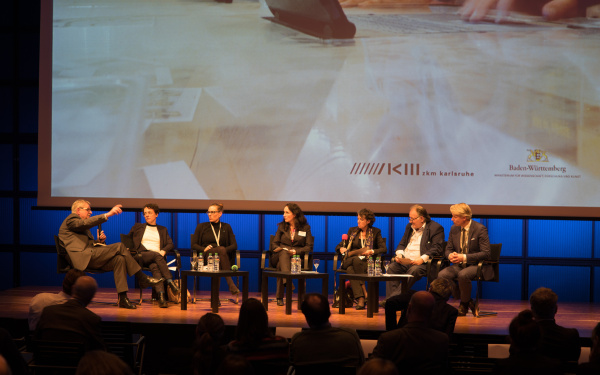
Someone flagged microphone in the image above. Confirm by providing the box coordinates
[342,234,348,254]
[97,223,103,240]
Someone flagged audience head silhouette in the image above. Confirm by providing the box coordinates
[529,287,558,320]
[63,269,85,296]
[72,276,97,307]
[300,293,331,328]
[357,358,399,375]
[235,298,271,345]
[75,350,133,375]
[429,277,453,301]
[407,291,435,323]
[508,309,540,351]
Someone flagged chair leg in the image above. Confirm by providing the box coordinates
[474,280,497,318]
[139,287,143,305]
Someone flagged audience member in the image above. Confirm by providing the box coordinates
[28,269,85,330]
[530,287,581,362]
[492,309,562,375]
[578,322,600,374]
[76,350,133,375]
[386,204,444,298]
[371,291,449,375]
[59,199,162,309]
[385,278,458,337]
[290,293,364,369]
[438,203,492,317]
[357,358,399,375]
[35,276,105,351]
[193,313,227,375]
[216,354,255,375]
[227,298,289,374]
[0,355,9,375]
[459,0,600,23]
[0,328,27,375]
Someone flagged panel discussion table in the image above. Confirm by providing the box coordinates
[339,273,414,318]
[261,270,329,315]
[180,269,249,312]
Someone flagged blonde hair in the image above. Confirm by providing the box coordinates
[450,203,472,220]
[71,199,91,213]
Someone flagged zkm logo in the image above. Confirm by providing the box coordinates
[350,163,420,176]
[527,149,548,162]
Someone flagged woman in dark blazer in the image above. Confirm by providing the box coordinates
[271,203,313,306]
[128,203,179,308]
[335,208,387,310]
[191,203,240,297]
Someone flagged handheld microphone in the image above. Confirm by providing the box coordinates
[98,223,102,235]
[342,234,348,254]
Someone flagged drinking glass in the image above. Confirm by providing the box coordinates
[384,260,390,274]
[191,256,198,271]
[313,259,320,272]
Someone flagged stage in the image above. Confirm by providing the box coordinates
[4,286,600,337]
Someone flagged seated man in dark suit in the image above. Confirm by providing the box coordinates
[529,287,581,363]
[372,291,449,375]
[59,199,162,309]
[386,204,445,298]
[385,278,458,337]
[290,293,365,369]
[35,276,105,351]
[437,203,492,316]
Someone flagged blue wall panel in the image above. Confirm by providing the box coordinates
[177,213,198,249]
[20,198,69,246]
[0,87,14,132]
[487,219,523,257]
[306,215,326,253]
[18,87,39,133]
[154,212,173,239]
[263,214,280,251]
[227,213,259,251]
[482,264,522,300]
[0,199,13,245]
[595,267,600,302]
[595,222,600,259]
[528,265,590,302]
[0,145,12,191]
[98,211,136,245]
[433,217,454,242]
[528,220,592,258]
[20,252,64,287]
[19,144,37,191]
[0,253,14,290]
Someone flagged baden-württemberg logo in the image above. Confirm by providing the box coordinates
[527,149,548,163]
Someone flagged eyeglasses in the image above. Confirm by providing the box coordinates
[78,207,92,212]
[409,216,421,222]
[206,211,221,214]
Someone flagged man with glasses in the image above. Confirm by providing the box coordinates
[438,203,491,316]
[385,205,445,300]
[58,199,162,309]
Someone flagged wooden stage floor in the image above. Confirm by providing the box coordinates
[4,286,600,339]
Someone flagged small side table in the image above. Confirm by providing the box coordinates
[261,270,328,315]
[339,274,413,318]
[181,270,249,312]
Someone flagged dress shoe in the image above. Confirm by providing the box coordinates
[277,298,284,306]
[468,299,477,316]
[167,279,180,294]
[158,292,168,308]
[138,275,164,289]
[379,300,386,308]
[355,304,365,310]
[458,301,469,316]
[118,295,137,309]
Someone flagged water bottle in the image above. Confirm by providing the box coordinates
[297,255,302,273]
[207,253,214,272]
[375,256,381,277]
[291,255,297,274]
[214,253,220,272]
[197,255,204,270]
[367,256,374,277]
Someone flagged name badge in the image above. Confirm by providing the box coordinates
[298,231,306,237]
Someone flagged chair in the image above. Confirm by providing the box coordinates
[102,321,146,375]
[473,243,502,318]
[425,241,448,289]
[189,233,241,302]
[28,339,85,375]
[120,233,182,304]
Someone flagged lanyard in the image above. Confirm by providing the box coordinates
[210,222,221,246]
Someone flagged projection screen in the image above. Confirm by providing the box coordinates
[38,0,600,216]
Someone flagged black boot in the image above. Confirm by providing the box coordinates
[158,292,168,308]
[118,293,136,309]
[137,272,163,289]
[166,279,180,294]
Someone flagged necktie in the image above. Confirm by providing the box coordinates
[461,228,468,254]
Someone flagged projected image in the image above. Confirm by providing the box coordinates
[48,0,600,212]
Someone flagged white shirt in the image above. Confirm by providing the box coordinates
[141,225,161,252]
[396,223,429,262]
